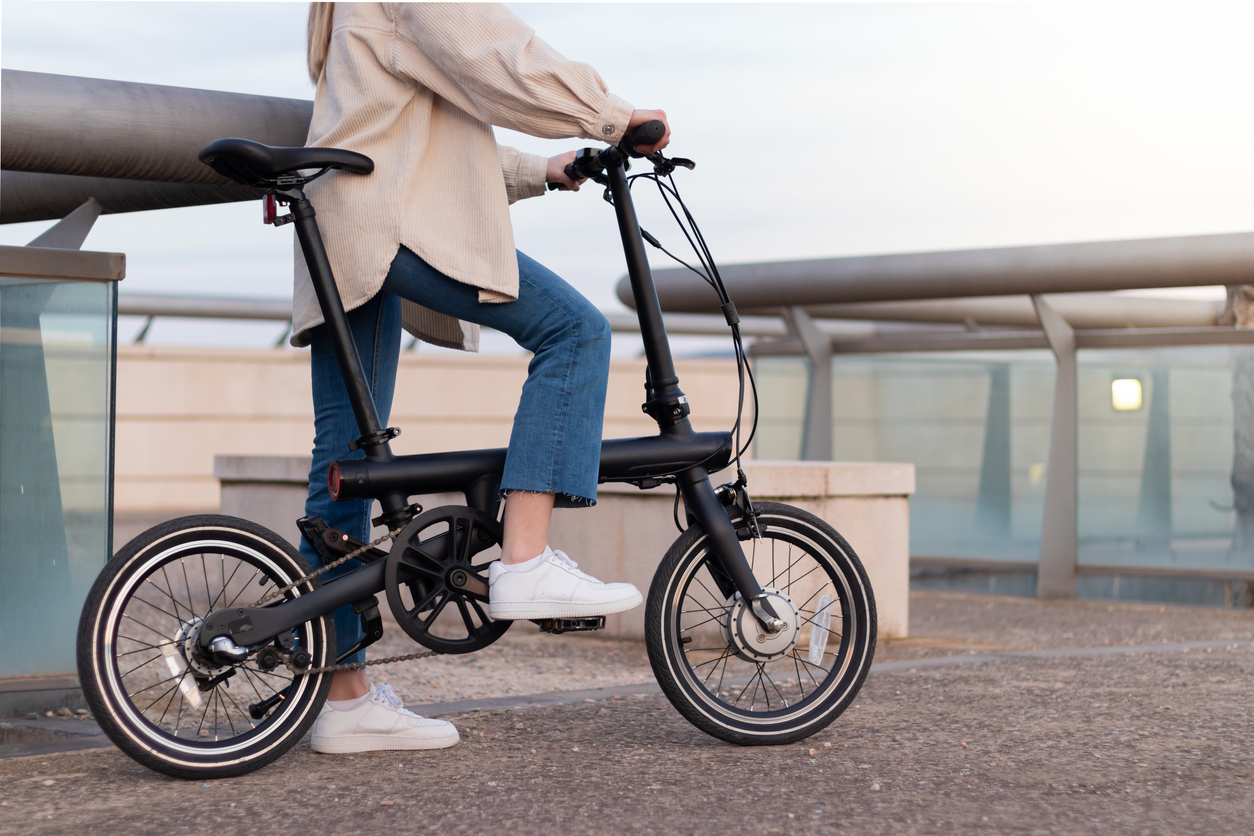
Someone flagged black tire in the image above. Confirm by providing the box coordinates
[77,515,335,779]
[645,502,876,745]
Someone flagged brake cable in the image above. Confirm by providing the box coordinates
[616,156,762,532]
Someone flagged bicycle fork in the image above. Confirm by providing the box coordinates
[677,468,787,633]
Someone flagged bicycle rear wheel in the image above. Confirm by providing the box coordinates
[645,502,876,745]
[77,515,335,779]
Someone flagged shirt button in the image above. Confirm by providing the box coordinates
[602,124,614,135]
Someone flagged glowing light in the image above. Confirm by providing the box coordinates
[1111,378,1143,411]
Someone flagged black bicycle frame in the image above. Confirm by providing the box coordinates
[197,149,778,659]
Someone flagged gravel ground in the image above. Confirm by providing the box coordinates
[367,591,1254,705]
[3,592,1252,835]
[366,619,655,705]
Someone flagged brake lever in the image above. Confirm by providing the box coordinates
[646,152,696,177]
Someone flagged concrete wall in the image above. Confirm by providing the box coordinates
[115,345,743,515]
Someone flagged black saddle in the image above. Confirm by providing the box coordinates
[199,138,374,188]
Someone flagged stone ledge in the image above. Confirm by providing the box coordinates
[214,454,311,485]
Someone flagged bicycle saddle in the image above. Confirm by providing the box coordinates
[199,137,374,188]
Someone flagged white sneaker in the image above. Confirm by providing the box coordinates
[487,546,643,620]
[310,683,459,753]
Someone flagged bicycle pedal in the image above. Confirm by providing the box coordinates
[532,616,606,634]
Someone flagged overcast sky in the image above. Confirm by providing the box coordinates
[2,1,1252,352]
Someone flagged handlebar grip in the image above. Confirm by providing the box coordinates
[619,120,666,157]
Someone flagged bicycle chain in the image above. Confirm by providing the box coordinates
[253,526,447,674]
[256,527,402,607]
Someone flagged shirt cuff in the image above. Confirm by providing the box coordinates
[515,151,550,201]
[589,93,636,146]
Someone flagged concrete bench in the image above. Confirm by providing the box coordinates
[215,455,913,641]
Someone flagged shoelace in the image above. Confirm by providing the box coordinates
[372,683,422,718]
[548,549,600,584]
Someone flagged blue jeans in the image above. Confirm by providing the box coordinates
[300,247,611,662]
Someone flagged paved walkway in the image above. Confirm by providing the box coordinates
[3,592,1252,835]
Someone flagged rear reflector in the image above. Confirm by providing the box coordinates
[328,462,342,500]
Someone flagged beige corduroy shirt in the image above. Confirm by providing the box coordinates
[292,2,635,350]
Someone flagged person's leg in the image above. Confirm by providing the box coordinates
[301,290,401,700]
[381,247,609,530]
[382,247,641,619]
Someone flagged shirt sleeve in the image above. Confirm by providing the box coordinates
[497,145,550,204]
[388,3,635,145]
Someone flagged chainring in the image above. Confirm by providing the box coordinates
[384,505,511,654]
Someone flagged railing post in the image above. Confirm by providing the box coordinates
[1033,296,1078,598]
[785,306,833,461]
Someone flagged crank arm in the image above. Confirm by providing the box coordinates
[679,468,785,634]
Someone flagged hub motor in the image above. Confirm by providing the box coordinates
[722,588,801,663]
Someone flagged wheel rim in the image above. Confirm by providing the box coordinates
[665,517,864,727]
[97,538,325,756]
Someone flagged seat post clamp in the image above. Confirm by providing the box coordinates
[348,426,401,453]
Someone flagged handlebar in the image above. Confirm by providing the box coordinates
[548,120,668,190]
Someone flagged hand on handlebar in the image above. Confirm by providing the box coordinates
[546,150,587,192]
[626,109,670,154]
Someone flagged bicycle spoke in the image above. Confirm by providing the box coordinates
[692,651,733,670]
[178,559,197,616]
[715,650,732,694]
[119,652,163,680]
[127,672,185,699]
[121,613,177,642]
[698,648,733,684]
[798,611,842,639]
[761,665,789,708]
[239,666,268,704]
[115,638,176,656]
[130,593,181,624]
[219,687,250,734]
[787,652,826,688]
[690,574,727,611]
[157,566,189,622]
[768,546,812,590]
[139,680,182,716]
[225,566,265,609]
[679,609,729,634]
[209,553,237,612]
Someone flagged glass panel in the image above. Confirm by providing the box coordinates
[753,351,1056,562]
[1076,346,1243,573]
[0,276,115,677]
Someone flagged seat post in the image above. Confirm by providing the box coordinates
[284,188,393,461]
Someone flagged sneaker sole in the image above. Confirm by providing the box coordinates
[488,591,644,621]
[311,731,460,754]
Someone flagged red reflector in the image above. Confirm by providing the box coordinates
[328,462,342,500]
[262,194,277,225]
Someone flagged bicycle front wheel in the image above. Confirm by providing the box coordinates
[77,515,335,779]
[645,502,876,745]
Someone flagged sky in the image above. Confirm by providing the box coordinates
[2,1,1252,353]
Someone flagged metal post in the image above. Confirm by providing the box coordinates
[1136,368,1172,551]
[784,306,833,460]
[1033,295,1078,598]
[975,363,1012,547]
